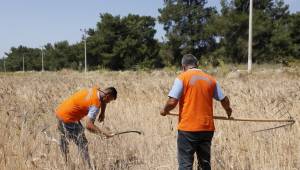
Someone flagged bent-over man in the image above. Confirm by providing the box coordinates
[55,86,117,169]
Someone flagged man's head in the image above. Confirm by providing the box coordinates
[181,54,198,71]
[102,87,117,103]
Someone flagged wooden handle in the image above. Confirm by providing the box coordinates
[167,113,294,123]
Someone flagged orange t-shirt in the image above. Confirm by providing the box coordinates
[177,69,216,131]
[56,87,101,123]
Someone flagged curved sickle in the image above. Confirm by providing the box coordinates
[113,130,143,136]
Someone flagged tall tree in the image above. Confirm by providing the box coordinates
[158,0,218,65]
[4,46,42,71]
[88,13,161,70]
[289,12,300,59]
[217,0,292,63]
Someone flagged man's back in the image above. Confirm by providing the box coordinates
[56,87,101,123]
[177,69,217,131]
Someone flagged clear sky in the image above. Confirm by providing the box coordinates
[0,0,299,58]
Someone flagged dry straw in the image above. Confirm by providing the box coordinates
[0,68,299,169]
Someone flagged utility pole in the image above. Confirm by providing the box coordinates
[2,57,6,72]
[248,0,253,73]
[41,47,44,72]
[80,29,88,73]
[22,54,25,72]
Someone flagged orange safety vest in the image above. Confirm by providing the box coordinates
[56,87,101,123]
[177,69,216,131]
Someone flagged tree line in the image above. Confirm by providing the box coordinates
[1,0,299,72]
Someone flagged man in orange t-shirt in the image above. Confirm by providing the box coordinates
[55,86,117,169]
[160,54,232,170]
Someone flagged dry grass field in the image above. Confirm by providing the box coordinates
[0,67,299,170]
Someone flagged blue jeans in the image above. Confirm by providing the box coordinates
[58,120,91,169]
[177,130,214,170]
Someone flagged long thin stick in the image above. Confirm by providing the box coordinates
[167,113,294,123]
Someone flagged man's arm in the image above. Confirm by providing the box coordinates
[221,96,232,118]
[98,103,106,122]
[85,118,114,137]
[160,97,178,116]
[160,78,183,116]
[86,105,113,137]
[213,82,232,118]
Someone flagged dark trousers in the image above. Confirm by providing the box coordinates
[177,130,214,170]
[58,120,91,169]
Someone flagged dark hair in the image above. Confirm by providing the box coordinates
[105,87,117,100]
[181,54,198,66]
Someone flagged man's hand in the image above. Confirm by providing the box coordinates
[160,109,168,116]
[221,96,232,118]
[226,107,232,118]
[98,113,105,123]
[160,97,178,116]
